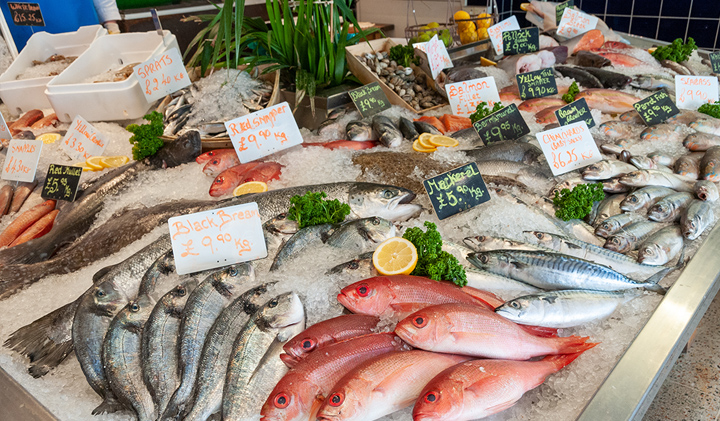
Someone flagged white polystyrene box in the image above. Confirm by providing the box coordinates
[45,30,179,123]
[0,25,107,116]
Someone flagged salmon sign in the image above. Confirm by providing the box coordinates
[60,115,107,161]
[134,48,191,102]
[488,16,520,55]
[2,139,42,182]
[556,8,597,38]
[168,202,268,275]
[536,121,601,176]
[675,75,719,110]
[225,102,303,163]
[445,77,500,117]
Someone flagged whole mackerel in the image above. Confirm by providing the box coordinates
[222,292,306,420]
[161,263,256,419]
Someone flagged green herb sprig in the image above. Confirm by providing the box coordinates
[652,37,697,63]
[553,183,605,221]
[469,101,503,124]
[127,111,164,161]
[402,221,467,286]
[562,81,579,104]
[287,191,351,229]
[698,101,720,119]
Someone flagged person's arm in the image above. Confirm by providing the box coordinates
[92,0,121,33]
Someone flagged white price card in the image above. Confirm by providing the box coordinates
[675,75,719,110]
[134,47,191,103]
[425,34,453,79]
[2,139,42,182]
[225,102,303,163]
[536,120,601,176]
[60,115,107,161]
[445,77,501,117]
[168,202,268,275]
[488,16,520,56]
[0,113,11,141]
[556,8,598,38]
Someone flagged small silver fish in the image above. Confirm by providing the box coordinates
[604,221,663,253]
[637,225,684,265]
[619,186,675,212]
[595,212,646,238]
[647,192,694,222]
[583,160,637,180]
[694,180,719,202]
[681,199,715,240]
[619,170,695,192]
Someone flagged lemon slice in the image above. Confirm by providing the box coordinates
[480,57,497,67]
[233,181,269,196]
[429,135,460,148]
[36,133,62,144]
[373,237,418,276]
[85,156,104,170]
[413,139,436,153]
[99,156,130,168]
[418,133,437,149]
[72,162,95,172]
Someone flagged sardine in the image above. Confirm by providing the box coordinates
[222,292,305,420]
[648,192,694,222]
[683,132,720,151]
[638,226,684,265]
[695,180,719,202]
[372,115,402,148]
[604,221,663,253]
[589,194,625,227]
[346,121,374,141]
[681,199,715,240]
[398,117,419,141]
[595,212,646,238]
[582,160,637,180]
[700,145,720,182]
[619,186,674,212]
[619,170,695,192]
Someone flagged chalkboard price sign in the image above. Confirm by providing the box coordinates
[556,0,575,25]
[516,67,558,100]
[41,164,82,202]
[708,52,720,75]
[554,98,595,129]
[633,89,680,126]
[349,82,391,118]
[472,103,530,145]
[424,162,491,220]
[8,2,44,27]
[502,28,540,56]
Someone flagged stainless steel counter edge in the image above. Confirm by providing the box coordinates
[578,224,720,421]
[0,366,57,420]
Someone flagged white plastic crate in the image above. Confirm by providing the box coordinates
[0,25,106,116]
[45,30,179,123]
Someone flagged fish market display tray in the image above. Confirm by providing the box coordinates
[45,30,179,123]
[0,25,106,116]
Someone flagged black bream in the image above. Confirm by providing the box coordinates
[182,283,273,420]
[222,292,305,420]
[467,249,667,294]
[161,263,256,419]
[398,117,419,141]
[142,281,199,419]
[414,121,442,136]
[0,131,202,267]
[372,115,402,148]
[270,224,336,271]
[103,295,157,421]
[346,121,375,141]
[554,66,603,88]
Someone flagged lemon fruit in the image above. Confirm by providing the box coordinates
[73,162,95,172]
[476,13,492,28]
[453,10,471,21]
[413,139,436,153]
[36,133,61,144]
[233,181,269,196]
[99,156,130,168]
[373,237,418,276]
[477,27,489,40]
[429,135,460,148]
[85,156,104,170]
[418,133,437,149]
[427,22,440,29]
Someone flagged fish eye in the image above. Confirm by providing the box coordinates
[130,303,140,312]
[301,338,316,350]
[348,262,359,270]
[412,316,428,328]
[382,190,396,199]
[628,196,638,203]
[371,217,380,225]
[510,301,521,309]
[273,393,290,408]
[214,177,224,184]
[535,232,544,240]
[356,284,370,297]
[228,267,238,276]
[480,255,489,264]
[96,289,105,298]
[176,287,186,296]
[211,159,219,165]
[278,213,286,220]
[424,391,439,403]
[328,392,345,407]
[269,299,278,308]
[477,235,486,242]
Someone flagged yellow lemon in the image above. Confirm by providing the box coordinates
[85,156,104,170]
[477,28,489,39]
[373,237,418,276]
[476,13,492,28]
[453,10,471,21]
[36,133,61,144]
[233,181,269,196]
[429,135,460,148]
[413,139,436,153]
[418,133,437,149]
[427,22,440,29]
[72,162,95,172]
[480,57,497,66]
[99,156,130,168]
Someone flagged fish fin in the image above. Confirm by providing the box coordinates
[91,396,125,415]
[92,264,116,283]
[519,325,559,338]
[645,266,675,287]
[540,351,588,371]
[485,399,523,414]
[555,336,599,355]
[566,242,582,250]
[309,394,326,421]
[643,282,668,295]
[461,286,505,309]
[509,260,527,270]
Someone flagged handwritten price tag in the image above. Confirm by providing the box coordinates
[633,89,680,126]
[349,82,391,118]
[415,35,453,79]
[41,164,82,202]
[0,113,12,141]
[517,68,558,100]
[225,102,302,163]
[675,75,719,110]
[168,202,268,275]
[60,115,107,161]
[445,77,500,117]
[709,52,720,74]
[502,28,539,56]
[488,16,520,55]
[2,139,42,183]
[472,103,530,145]
[134,48,191,103]
[554,97,595,129]
[557,8,598,38]
[536,121,601,176]
[423,162,491,220]
[555,0,574,25]
[7,2,44,26]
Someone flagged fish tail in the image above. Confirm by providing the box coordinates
[91,395,126,415]
[554,336,599,355]
[461,286,505,309]
[519,324,559,338]
[643,282,668,295]
[541,350,593,371]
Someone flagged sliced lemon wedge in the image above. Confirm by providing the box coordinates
[429,135,460,148]
[99,156,130,168]
[373,237,418,276]
[233,181,269,196]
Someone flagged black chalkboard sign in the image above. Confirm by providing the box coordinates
[709,52,720,74]
[41,164,81,202]
[502,28,540,56]
[423,162,491,220]
[349,82,391,118]
[556,0,574,25]
[517,67,558,100]
[472,103,531,145]
[7,2,44,27]
[554,97,595,129]
[632,89,679,126]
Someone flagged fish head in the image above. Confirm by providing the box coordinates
[264,213,300,235]
[202,158,224,176]
[337,278,394,316]
[317,383,366,421]
[638,243,666,265]
[619,171,648,187]
[149,130,202,168]
[357,217,397,244]
[523,231,557,248]
[413,378,465,421]
[261,378,311,421]
[604,236,631,254]
[123,295,156,326]
[90,282,125,316]
[682,215,701,240]
[629,156,653,170]
[347,183,421,222]
[582,161,610,180]
[164,281,197,310]
[211,263,255,293]
[209,173,238,197]
[326,257,376,277]
[648,203,672,221]
[595,220,619,237]
[494,297,537,322]
[394,309,450,349]
[619,193,643,212]
[466,252,502,271]
[259,292,305,329]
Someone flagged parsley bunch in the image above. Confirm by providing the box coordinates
[652,37,697,63]
[388,45,419,68]
[127,111,164,161]
[469,101,503,124]
[562,81,580,104]
[553,183,605,221]
[698,101,720,119]
[287,191,351,228]
[402,221,467,286]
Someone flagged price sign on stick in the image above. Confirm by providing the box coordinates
[7,2,44,26]
[2,139,42,183]
[225,102,303,163]
[517,68,558,100]
[423,163,491,220]
[555,98,596,129]
[536,121,601,176]
[134,48,191,103]
[709,52,720,74]
[557,8,598,38]
[555,0,575,25]
[349,82,391,118]
[424,35,453,79]
[0,113,12,142]
[60,115,107,161]
[675,75,719,110]
[633,89,680,126]
[502,28,539,55]
[445,77,501,117]
[168,202,268,275]
[472,104,530,145]
[41,164,82,202]
[488,16,520,55]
